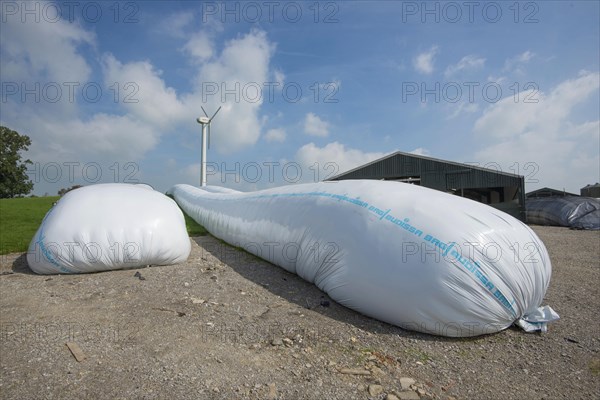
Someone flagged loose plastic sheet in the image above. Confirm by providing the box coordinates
[27,184,191,274]
[169,181,558,337]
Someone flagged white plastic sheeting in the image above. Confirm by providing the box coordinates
[169,181,558,337]
[28,184,191,274]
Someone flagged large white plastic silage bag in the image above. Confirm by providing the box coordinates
[28,183,191,274]
[169,180,558,337]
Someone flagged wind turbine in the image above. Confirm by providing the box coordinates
[196,106,221,187]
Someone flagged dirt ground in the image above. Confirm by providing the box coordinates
[0,226,599,400]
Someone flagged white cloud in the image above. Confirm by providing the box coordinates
[445,55,485,76]
[0,16,159,165]
[447,102,480,119]
[413,46,438,75]
[183,32,214,63]
[264,128,286,143]
[295,142,388,176]
[304,113,330,137]
[473,71,600,192]
[103,54,185,128]
[409,148,430,156]
[158,11,194,38]
[10,113,160,165]
[503,51,535,72]
[0,13,94,84]
[182,29,275,154]
[274,69,285,86]
[488,75,507,85]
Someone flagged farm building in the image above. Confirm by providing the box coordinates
[526,187,579,198]
[580,183,600,198]
[326,151,526,221]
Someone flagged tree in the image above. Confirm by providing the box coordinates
[58,185,83,196]
[0,126,34,198]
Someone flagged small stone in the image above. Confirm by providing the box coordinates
[416,387,426,396]
[266,383,277,400]
[249,343,260,350]
[368,384,383,397]
[398,392,420,400]
[282,338,293,347]
[400,378,416,391]
[183,282,190,287]
[338,368,371,376]
[210,275,218,280]
[386,395,400,400]
[271,338,283,346]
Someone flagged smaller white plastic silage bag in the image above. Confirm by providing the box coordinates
[27,183,191,274]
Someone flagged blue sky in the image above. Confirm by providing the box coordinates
[1,0,598,195]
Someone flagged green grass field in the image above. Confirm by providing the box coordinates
[182,210,208,236]
[0,196,59,254]
[0,196,206,255]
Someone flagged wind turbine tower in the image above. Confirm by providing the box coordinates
[196,106,221,187]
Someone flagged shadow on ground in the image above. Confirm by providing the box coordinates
[192,236,485,344]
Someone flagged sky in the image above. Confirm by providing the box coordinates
[1,0,599,195]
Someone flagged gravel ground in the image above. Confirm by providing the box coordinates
[0,226,599,400]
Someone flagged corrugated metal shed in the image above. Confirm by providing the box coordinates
[526,187,579,198]
[327,151,526,221]
[581,183,600,198]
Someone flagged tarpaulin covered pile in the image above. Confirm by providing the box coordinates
[526,196,600,230]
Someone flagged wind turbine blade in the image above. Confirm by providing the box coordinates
[201,106,209,118]
[210,106,222,121]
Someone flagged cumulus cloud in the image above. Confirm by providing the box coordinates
[0,12,94,84]
[413,46,438,75]
[183,31,214,62]
[182,29,275,154]
[5,112,160,166]
[158,11,194,38]
[274,69,285,86]
[503,50,535,73]
[1,15,279,164]
[264,128,286,143]
[473,71,600,192]
[304,113,330,137]
[447,102,480,119]
[102,54,185,128]
[409,148,431,156]
[445,55,486,76]
[0,14,160,165]
[295,142,388,177]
